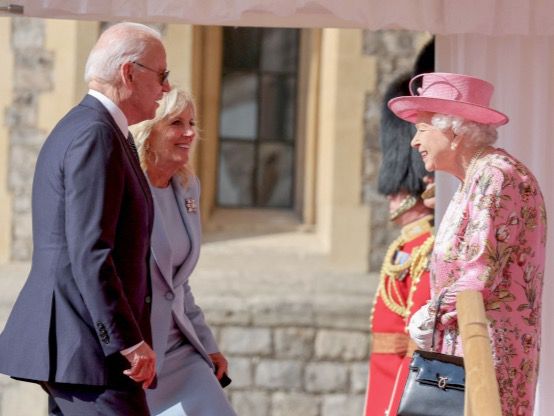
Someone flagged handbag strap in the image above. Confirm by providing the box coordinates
[430,292,446,352]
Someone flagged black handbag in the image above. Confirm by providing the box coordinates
[397,295,465,416]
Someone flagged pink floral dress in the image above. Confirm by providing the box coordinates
[431,148,546,416]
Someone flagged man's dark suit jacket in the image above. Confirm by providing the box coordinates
[0,95,154,387]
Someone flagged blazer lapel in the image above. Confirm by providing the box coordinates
[171,177,201,285]
[149,191,174,289]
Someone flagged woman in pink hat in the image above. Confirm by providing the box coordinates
[389,72,546,416]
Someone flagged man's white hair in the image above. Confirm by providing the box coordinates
[431,114,498,147]
[84,22,162,85]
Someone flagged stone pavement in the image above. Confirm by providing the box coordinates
[0,230,377,416]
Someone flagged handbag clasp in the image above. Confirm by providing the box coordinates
[437,376,448,389]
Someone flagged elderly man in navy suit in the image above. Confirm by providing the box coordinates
[0,22,170,415]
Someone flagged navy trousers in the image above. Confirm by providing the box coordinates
[43,382,150,416]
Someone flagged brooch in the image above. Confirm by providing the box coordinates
[185,198,197,213]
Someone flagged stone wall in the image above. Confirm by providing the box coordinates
[203,294,370,416]
[7,18,53,261]
[361,30,432,271]
[4,18,165,262]
[0,256,373,416]
[0,297,370,416]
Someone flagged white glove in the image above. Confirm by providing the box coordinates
[407,302,435,350]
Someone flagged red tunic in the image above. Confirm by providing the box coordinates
[364,216,433,416]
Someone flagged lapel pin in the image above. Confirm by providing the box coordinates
[185,198,197,213]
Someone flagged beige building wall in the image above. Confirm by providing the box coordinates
[164,25,196,178]
[3,21,378,273]
[37,22,193,131]
[180,26,378,270]
[38,20,98,132]
[295,29,321,226]
[191,26,222,224]
[165,24,193,92]
[2,20,196,263]
[0,20,13,264]
[316,29,374,271]
[186,27,376,272]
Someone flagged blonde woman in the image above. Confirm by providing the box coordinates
[132,88,236,416]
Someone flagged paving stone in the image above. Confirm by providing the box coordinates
[350,361,369,394]
[226,356,253,389]
[220,326,272,355]
[9,146,37,195]
[203,296,251,326]
[321,393,365,416]
[313,299,371,331]
[305,362,348,393]
[315,329,368,361]
[230,391,270,416]
[0,378,47,416]
[274,327,315,359]
[11,17,44,50]
[6,92,38,128]
[255,359,303,390]
[251,298,314,326]
[272,392,320,416]
[14,49,54,92]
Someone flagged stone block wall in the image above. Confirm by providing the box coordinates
[202,295,371,416]
[7,18,53,261]
[0,286,373,416]
[361,30,432,271]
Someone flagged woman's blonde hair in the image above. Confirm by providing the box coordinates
[131,88,198,186]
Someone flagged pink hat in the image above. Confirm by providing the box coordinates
[388,72,509,126]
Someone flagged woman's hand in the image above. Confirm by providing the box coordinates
[209,352,229,380]
[437,288,459,325]
[407,302,436,350]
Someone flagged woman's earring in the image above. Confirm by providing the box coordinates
[450,132,459,151]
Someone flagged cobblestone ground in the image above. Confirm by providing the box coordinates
[0,231,377,416]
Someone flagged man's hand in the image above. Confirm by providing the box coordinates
[122,343,156,389]
[209,352,229,380]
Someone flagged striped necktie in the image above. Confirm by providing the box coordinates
[127,132,140,161]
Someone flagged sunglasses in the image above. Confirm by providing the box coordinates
[132,61,170,85]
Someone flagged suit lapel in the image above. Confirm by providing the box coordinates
[80,95,154,232]
[116,130,153,222]
[149,189,175,289]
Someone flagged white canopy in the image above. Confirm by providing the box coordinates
[1,0,553,35]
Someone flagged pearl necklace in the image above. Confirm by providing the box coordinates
[459,147,487,193]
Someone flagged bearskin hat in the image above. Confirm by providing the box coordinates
[377,39,434,197]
